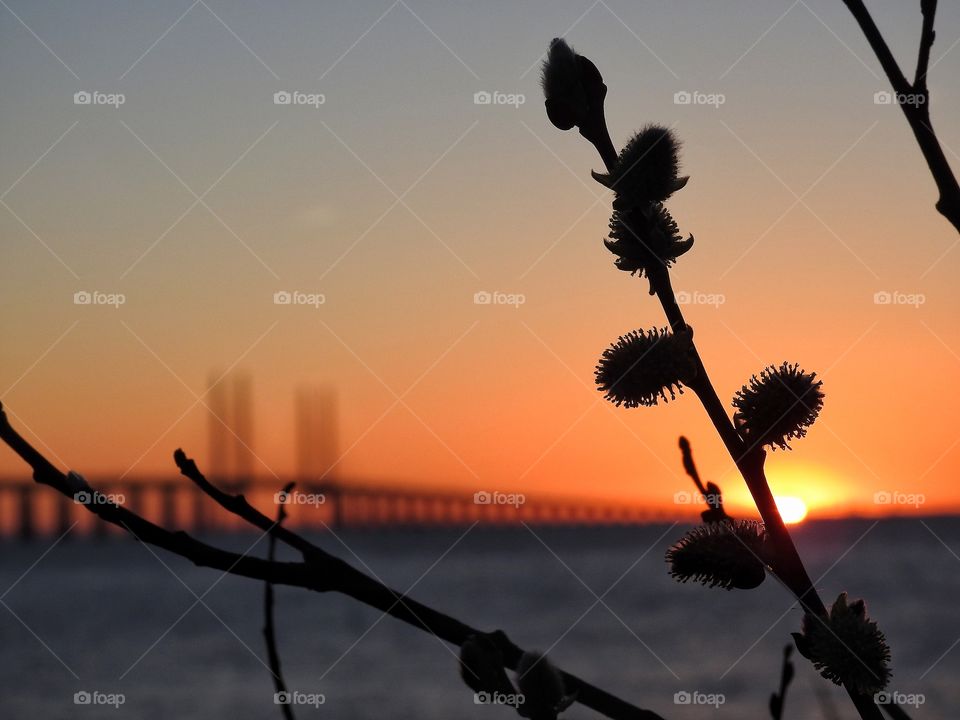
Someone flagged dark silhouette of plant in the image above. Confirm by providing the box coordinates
[460,636,577,720]
[678,436,731,524]
[769,644,795,720]
[0,27,936,720]
[541,37,892,719]
[667,519,769,590]
[841,0,960,232]
[0,403,667,720]
[793,592,891,694]
[264,481,295,720]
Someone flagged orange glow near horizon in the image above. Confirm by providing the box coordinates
[2,3,960,523]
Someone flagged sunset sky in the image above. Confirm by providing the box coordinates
[2,0,959,519]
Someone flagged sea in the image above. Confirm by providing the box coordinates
[1,518,956,719]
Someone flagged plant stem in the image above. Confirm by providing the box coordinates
[559,37,887,719]
[0,402,667,720]
[264,483,295,720]
[647,267,883,720]
[841,0,960,233]
[648,265,823,613]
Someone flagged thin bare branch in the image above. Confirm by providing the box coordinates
[563,56,885,719]
[841,0,960,232]
[0,401,666,720]
[915,0,937,89]
[265,482,296,720]
[769,644,795,720]
[678,436,731,523]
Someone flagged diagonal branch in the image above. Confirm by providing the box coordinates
[841,0,960,232]
[174,450,321,560]
[565,73,884,719]
[840,0,910,92]
[914,0,936,89]
[650,160,884,720]
[0,401,666,720]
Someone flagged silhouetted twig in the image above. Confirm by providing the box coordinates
[460,634,578,720]
[173,449,321,559]
[769,644,795,720]
[646,267,828,622]
[0,402,666,720]
[544,39,885,720]
[678,436,730,523]
[914,0,936,88]
[840,0,960,232]
[265,481,295,720]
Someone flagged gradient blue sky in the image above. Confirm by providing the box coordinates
[2,0,959,517]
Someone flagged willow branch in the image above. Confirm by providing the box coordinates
[582,116,882,717]
[647,265,823,609]
[0,401,666,720]
[652,217,882,720]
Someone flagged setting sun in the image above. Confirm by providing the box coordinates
[775,496,809,524]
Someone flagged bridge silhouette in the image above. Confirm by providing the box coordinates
[0,476,663,539]
[0,376,671,538]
